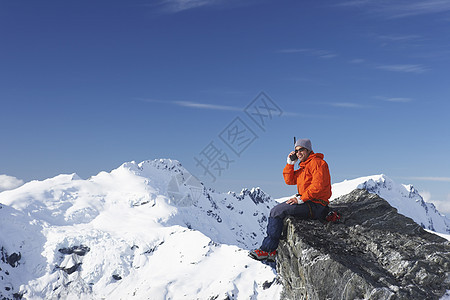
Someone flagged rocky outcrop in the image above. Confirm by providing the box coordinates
[277,189,450,300]
[234,187,273,205]
[1,247,21,268]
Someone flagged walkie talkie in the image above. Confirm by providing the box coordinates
[289,137,298,161]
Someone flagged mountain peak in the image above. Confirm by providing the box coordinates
[1,161,448,299]
[238,187,272,205]
[332,174,450,234]
[0,159,282,299]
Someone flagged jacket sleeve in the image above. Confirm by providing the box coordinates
[283,163,298,185]
[301,160,331,201]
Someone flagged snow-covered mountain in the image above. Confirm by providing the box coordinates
[1,161,449,299]
[0,159,282,300]
[331,174,450,235]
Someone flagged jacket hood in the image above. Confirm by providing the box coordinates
[300,152,324,166]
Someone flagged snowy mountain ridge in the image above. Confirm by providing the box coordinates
[331,174,450,234]
[0,159,281,299]
[0,159,449,299]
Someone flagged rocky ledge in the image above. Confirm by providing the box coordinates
[277,189,450,300]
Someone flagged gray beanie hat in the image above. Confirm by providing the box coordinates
[295,138,313,151]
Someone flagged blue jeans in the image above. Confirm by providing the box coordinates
[260,201,327,252]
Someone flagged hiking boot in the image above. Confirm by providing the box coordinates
[249,249,277,261]
[267,250,277,262]
[325,211,341,222]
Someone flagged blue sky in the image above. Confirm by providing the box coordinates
[1,0,450,213]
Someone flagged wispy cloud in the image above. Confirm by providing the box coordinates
[388,0,450,18]
[375,34,425,49]
[338,0,372,7]
[337,0,450,19]
[377,34,422,42]
[137,98,242,112]
[281,111,337,119]
[330,102,367,108]
[374,96,413,103]
[376,64,428,74]
[157,0,223,13]
[156,0,257,13]
[406,176,450,183]
[278,49,309,54]
[278,48,338,59]
[173,101,242,111]
[138,97,333,118]
[347,57,429,74]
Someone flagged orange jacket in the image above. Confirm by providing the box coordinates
[283,152,332,206]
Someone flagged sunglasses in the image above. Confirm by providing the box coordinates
[295,147,307,153]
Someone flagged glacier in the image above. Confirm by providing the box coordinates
[0,159,448,299]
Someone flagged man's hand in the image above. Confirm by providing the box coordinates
[287,151,297,165]
[286,195,304,205]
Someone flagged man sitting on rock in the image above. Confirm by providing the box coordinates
[249,138,332,261]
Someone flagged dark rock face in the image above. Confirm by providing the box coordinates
[55,245,90,275]
[277,189,450,300]
[238,188,272,205]
[0,248,23,299]
[1,248,21,268]
[58,245,90,256]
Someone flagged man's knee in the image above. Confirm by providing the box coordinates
[269,202,289,218]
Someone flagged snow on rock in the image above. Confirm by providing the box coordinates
[2,161,448,299]
[0,159,281,300]
[331,174,450,234]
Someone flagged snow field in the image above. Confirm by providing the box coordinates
[1,159,448,299]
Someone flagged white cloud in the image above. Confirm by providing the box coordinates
[388,0,450,18]
[376,64,428,74]
[385,97,413,103]
[157,0,255,13]
[337,0,373,7]
[159,0,222,13]
[375,96,413,103]
[173,101,242,111]
[407,176,450,183]
[400,176,450,215]
[331,102,366,108]
[419,190,450,215]
[377,34,422,42]
[278,48,338,59]
[430,198,450,216]
[0,174,24,192]
[421,190,432,202]
[278,48,310,54]
[137,98,243,112]
[338,0,450,19]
